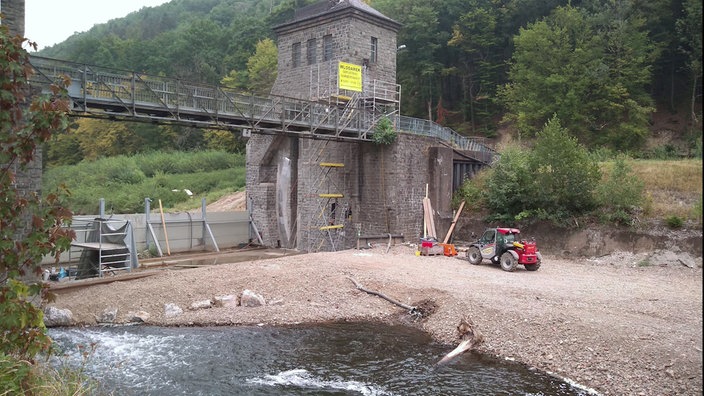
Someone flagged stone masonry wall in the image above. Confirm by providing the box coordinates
[355,133,448,243]
[296,138,361,252]
[1,0,25,37]
[246,134,283,247]
[272,14,397,99]
[249,2,460,252]
[2,0,41,242]
[292,133,453,252]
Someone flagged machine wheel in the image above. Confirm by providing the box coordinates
[524,262,541,271]
[499,252,518,272]
[467,247,482,265]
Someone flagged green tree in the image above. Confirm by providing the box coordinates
[500,4,655,150]
[1,24,74,389]
[595,155,645,225]
[204,130,245,153]
[167,19,228,83]
[483,144,534,222]
[529,116,600,218]
[222,37,278,95]
[483,116,600,223]
[247,38,279,95]
[676,0,703,125]
[72,118,141,160]
[588,1,656,149]
[375,0,444,120]
[447,0,501,134]
[45,130,83,166]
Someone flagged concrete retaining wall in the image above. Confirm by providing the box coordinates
[43,211,251,265]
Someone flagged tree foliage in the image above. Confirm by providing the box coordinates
[447,0,502,134]
[499,4,655,150]
[1,23,73,373]
[30,0,703,157]
[595,155,645,225]
[483,144,534,221]
[676,0,703,123]
[222,37,278,95]
[529,116,600,216]
[372,117,397,145]
[248,38,279,95]
[480,116,601,224]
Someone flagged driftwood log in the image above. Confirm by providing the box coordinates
[346,276,420,317]
[436,318,484,365]
[346,276,480,364]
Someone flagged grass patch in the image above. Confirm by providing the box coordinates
[637,258,652,267]
[0,352,97,395]
[627,159,702,194]
[600,159,702,221]
[43,151,246,214]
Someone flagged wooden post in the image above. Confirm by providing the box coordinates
[423,184,428,238]
[443,200,465,244]
[158,199,171,256]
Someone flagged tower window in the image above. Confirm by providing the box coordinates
[323,34,333,61]
[370,37,378,64]
[292,42,301,67]
[307,38,317,65]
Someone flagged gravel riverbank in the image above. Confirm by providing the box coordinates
[48,245,703,395]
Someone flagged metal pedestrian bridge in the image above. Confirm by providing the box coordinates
[28,55,495,163]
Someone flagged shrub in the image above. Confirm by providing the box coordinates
[452,169,488,210]
[483,144,534,220]
[595,155,645,225]
[692,195,703,224]
[665,215,684,229]
[529,116,600,219]
[0,353,32,394]
[103,157,146,185]
[589,147,618,162]
[372,117,397,145]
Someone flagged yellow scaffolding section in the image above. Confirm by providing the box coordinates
[307,152,350,252]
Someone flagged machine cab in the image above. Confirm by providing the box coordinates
[477,228,518,259]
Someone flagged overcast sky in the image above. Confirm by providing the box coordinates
[24,0,170,51]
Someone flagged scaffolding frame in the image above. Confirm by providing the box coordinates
[305,141,351,252]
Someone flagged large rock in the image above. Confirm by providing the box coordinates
[190,299,213,311]
[126,310,150,323]
[240,289,266,307]
[97,307,118,324]
[213,295,237,308]
[43,306,73,327]
[164,303,183,318]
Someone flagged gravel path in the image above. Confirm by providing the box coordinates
[48,245,703,395]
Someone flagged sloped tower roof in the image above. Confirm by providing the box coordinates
[275,0,400,32]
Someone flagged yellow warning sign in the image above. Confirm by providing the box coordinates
[338,61,362,92]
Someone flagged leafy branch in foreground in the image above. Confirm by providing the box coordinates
[1,22,74,392]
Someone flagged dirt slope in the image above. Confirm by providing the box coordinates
[205,191,247,211]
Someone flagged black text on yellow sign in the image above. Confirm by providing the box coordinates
[338,61,362,92]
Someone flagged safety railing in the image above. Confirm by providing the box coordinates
[28,55,495,163]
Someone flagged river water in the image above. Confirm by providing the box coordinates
[49,323,594,395]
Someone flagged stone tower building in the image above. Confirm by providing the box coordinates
[270,0,400,101]
[247,0,455,252]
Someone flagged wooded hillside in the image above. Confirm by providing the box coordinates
[36,0,702,161]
